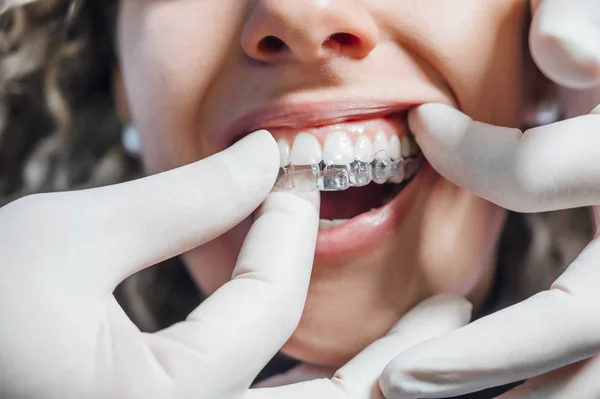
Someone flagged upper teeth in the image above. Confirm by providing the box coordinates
[324,132,354,164]
[354,135,374,162]
[288,133,322,166]
[278,139,291,167]
[373,131,390,160]
[279,131,418,168]
[389,135,402,161]
[401,135,418,158]
[274,131,422,191]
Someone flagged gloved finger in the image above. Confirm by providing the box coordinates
[408,103,600,213]
[1,131,280,297]
[530,0,600,89]
[497,355,600,399]
[379,238,600,398]
[247,294,472,399]
[338,294,471,399]
[146,189,320,390]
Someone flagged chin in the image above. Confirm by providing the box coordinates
[278,168,501,367]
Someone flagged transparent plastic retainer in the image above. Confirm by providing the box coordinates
[275,150,424,192]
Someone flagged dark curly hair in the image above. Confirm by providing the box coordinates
[0,0,594,335]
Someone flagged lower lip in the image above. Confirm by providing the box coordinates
[315,162,433,261]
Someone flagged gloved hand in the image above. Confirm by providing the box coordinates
[0,130,471,399]
[378,5,600,393]
[380,102,600,399]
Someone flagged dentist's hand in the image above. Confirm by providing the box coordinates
[381,6,600,397]
[379,102,600,399]
[0,130,471,399]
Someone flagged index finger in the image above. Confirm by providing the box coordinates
[408,103,600,213]
[3,130,280,298]
[147,189,320,389]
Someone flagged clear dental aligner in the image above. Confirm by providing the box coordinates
[275,150,424,192]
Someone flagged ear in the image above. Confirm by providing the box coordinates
[113,66,132,124]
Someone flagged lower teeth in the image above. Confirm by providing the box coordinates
[276,153,424,192]
[319,219,349,231]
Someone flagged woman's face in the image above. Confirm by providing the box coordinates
[117,0,528,366]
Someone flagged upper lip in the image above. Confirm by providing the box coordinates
[223,100,413,146]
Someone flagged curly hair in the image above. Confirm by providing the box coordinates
[0,0,594,332]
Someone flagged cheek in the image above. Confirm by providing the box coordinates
[384,0,527,126]
[419,178,506,296]
[117,0,245,173]
[444,2,527,125]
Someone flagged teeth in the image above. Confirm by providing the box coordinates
[354,136,374,162]
[321,163,351,191]
[331,219,348,227]
[274,131,424,192]
[389,135,401,161]
[292,165,320,191]
[404,153,424,177]
[323,132,354,164]
[401,136,410,158]
[319,219,349,231]
[387,161,404,183]
[373,131,389,160]
[372,158,390,184]
[350,159,372,187]
[278,139,290,167]
[290,133,323,165]
[319,220,332,231]
[401,135,419,158]
[277,166,294,189]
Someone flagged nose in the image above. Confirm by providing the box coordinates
[242,0,379,63]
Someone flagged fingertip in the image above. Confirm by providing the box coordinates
[421,293,474,323]
[408,103,473,149]
[408,104,459,134]
[229,129,280,184]
[379,363,417,399]
[530,2,600,89]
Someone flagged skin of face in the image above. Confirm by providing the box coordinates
[116,0,530,367]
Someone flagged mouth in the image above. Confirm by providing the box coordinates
[227,101,427,260]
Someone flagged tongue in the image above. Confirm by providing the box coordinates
[320,183,384,220]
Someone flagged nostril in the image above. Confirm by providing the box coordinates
[326,32,361,47]
[258,35,287,54]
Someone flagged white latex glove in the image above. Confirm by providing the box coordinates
[380,101,600,399]
[0,130,472,399]
[379,6,600,397]
[381,5,600,397]
[379,92,600,396]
